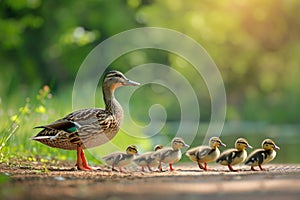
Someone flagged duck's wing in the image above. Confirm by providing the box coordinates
[159,148,175,160]
[33,108,118,149]
[34,108,109,134]
[196,146,212,160]
[32,119,82,149]
[63,108,105,123]
[35,120,74,130]
[102,152,120,166]
[186,146,211,158]
[113,153,132,165]
[103,152,121,162]
[245,149,266,166]
[133,156,146,163]
[186,147,200,156]
[63,108,120,138]
[133,152,151,162]
[216,148,237,164]
[152,148,173,160]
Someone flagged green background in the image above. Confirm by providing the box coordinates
[0,0,299,164]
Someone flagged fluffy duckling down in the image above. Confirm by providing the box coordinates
[102,145,138,172]
[186,137,226,171]
[245,139,280,171]
[133,144,163,172]
[216,138,252,172]
[152,137,189,171]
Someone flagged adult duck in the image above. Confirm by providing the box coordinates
[33,70,140,170]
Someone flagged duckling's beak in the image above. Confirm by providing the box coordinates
[274,144,280,150]
[247,144,253,149]
[183,143,190,148]
[124,79,140,86]
[220,142,226,147]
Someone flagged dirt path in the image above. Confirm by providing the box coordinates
[1,161,300,200]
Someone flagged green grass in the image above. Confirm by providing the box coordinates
[0,86,72,162]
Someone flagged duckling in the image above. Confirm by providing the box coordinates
[102,145,138,172]
[152,137,189,172]
[133,144,163,172]
[216,138,252,172]
[245,139,280,171]
[186,137,226,171]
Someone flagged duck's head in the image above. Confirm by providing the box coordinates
[235,138,252,150]
[262,139,280,151]
[103,70,140,91]
[209,137,226,149]
[153,144,164,151]
[126,144,139,155]
[171,137,189,150]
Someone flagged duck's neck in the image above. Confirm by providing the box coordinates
[236,147,245,151]
[103,85,123,118]
[265,149,273,154]
[172,145,180,150]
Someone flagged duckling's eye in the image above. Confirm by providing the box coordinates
[114,74,124,78]
[130,149,136,153]
[238,141,247,146]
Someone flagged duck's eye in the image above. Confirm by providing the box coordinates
[238,141,247,146]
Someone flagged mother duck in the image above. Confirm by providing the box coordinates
[33,70,140,170]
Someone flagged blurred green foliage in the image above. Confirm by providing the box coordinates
[137,0,300,123]
[1,0,300,123]
[0,0,300,162]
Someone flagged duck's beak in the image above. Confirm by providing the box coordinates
[183,143,190,148]
[220,141,226,147]
[124,79,140,86]
[274,144,280,150]
[247,144,253,149]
